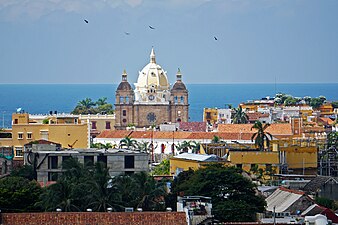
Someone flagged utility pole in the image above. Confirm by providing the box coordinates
[273,206,276,225]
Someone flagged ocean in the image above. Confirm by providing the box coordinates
[0,83,337,128]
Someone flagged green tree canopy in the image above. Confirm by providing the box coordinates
[170,164,266,222]
[0,176,42,212]
[72,97,114,114]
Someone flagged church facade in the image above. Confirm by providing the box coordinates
[115,48,189,130]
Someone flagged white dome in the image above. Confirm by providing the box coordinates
[135,48,170,90]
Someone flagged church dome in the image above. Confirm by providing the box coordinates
[135,48,170,90]
[117,81,132,91]
[172,82,187,91]
[171,68,187,91]
[117,70,132,91]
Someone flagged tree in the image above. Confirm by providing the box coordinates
[11,165,35,181]
[327,132,338,149]
[310,97,325,109]
[0,176,42,212]
[211,135,221,143]
[72,98,96,114]
[332,101,338,109]
[96,97,108,106]
[284,96,298,106]
[119,137,137,149]
[85,162,122,212]
[170,164,266,222]
[232,106,248,124]
[132,172,167,211]
[315,196,336,210]
[251,121,273,151]
[152,159,170,175]
[191,141,201,153]
[176,140,193,153]
[136,141,152,153]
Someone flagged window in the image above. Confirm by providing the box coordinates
[48,156,58,169]
[174,96,178,104]
[123,110,127,116]
[15,147,23,157]
[106,121,111,129]
[84,156,94,166]
[120,96,124,103]
[236,164,242,169]
[48,172,59,181]
[180,96,184,103]
[125,155,135,169]
[27,132,32,139]
[122,119,127,123]
[125,96,129,104]
[14,119,18,124]
[92,121,97,129]
[18,132,23,139]
[97,155,107,167]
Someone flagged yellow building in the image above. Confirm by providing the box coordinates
[203,108,218,125]
[170,153,227,175]
[273,140,318,175]
[228,150,280,174]
[0,113,90,161]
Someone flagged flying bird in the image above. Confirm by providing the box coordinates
[149,25,155,30]
[124,32,130,35]
[214,36,218,41]
[84,19,89,24]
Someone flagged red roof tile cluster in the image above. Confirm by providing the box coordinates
[218,124,293,136]
[318,117,334,125]
[179,122,207,132]
[246,112,269,122]
[97,130,255,140]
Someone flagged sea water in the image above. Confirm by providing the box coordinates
[0,83,337,128]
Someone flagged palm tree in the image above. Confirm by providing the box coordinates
[37,179,81,212]
[136,141,152,153]
[96,97,108,106]
[85,162,122,212]
[211,135,221,143]
[251,121,273,151]
[191,141,201,154]
[176,141,193,153]
[77,98,96,109]
[119,137,137,149]
[132,172,167,211]
[232,106,248,124]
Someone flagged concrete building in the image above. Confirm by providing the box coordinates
[114,48,189,130]
[0,112,90,161]
[24,143,149,183]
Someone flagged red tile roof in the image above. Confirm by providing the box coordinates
[246,112,269,122]
[179,122,207,132]
[218,124,293,136]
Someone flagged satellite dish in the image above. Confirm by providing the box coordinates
[16,108,22,112]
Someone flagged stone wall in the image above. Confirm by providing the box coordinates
[1,212,187,225]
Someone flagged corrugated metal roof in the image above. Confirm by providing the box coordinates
[266,188,303,213]
[174,153,219,162]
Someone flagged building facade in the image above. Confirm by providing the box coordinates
[115,48,189,130]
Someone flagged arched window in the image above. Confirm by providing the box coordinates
[120,96,124,103]
[125,96,129,104]
[174,96,178,104]
[180,96,184,103]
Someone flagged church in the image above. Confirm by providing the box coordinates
[114,48,189,130]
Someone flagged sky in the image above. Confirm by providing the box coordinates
[0,0,337,84]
